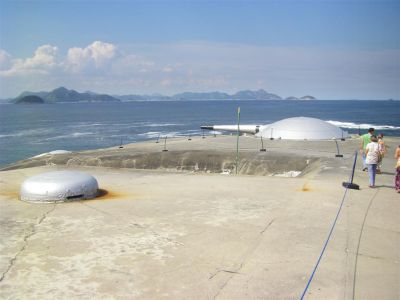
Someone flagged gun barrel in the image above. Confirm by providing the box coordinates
[200,125,259,134]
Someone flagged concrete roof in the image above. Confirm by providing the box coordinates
[0,135,399,299]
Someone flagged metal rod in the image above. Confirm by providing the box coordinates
[260,136,266,152]
[335,140,343,157]
[349,151,357,184]
[235,107,240,174]
[342,151,359,189]
[162,136,168,152]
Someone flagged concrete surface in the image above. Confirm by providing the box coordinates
[0,135,399,299]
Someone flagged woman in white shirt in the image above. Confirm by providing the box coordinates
[365,135,380,188]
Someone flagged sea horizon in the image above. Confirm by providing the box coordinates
[1,100,399,167]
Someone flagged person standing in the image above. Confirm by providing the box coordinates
[376,133,387,174]
[395,145,400,193]
[365,135,380,188]
[360,128,375,171]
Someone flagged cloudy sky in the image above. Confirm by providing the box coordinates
[0,0,399,99]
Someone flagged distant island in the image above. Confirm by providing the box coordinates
[117,89,316,101]
[12,87,121,104]
[284,96,316,100]
[8,87,317,103]
[15,95,45,104]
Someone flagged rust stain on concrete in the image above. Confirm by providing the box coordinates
[0,185,21,200]
[300,182,312,192]
[92,188,136,201]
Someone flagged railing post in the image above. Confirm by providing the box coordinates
[342,151,359,190]
[335,140,343,157]
[162,136,168,152]
[260,136,266,152]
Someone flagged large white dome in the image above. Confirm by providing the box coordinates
[20,171,99,203]
[258,117,349,140]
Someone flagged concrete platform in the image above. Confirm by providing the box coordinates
[0,136,399,299]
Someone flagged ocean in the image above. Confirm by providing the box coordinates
[1,100,399,167]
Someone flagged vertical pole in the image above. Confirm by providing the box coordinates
[260,136,266,152]
[162,136,168,152]
[342,151,359,189]
[349,151,358,184]
[235,107,241,175]
[335,139,343,157]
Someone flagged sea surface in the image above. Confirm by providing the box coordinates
[1,100,399,167]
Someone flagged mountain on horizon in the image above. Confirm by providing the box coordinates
[10,87,316,102]
[14,87,121,103]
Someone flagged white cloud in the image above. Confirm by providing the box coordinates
[66,41,116,72]
[0,45,59,76]
[111,54,155,75]
[0,49,12,71]
[1,40,399,99]
[162,65,174,73]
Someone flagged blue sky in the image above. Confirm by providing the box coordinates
[0,0,399,99]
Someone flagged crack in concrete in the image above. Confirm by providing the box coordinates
[260,219,275,234]
[209,269,242,280]
[0,204,56,283]
[211,218,275,299]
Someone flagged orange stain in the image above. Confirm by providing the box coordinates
[0,189,20,200]
[300,182,312,192]
[90,188,135,201]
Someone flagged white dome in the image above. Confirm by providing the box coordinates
[20,171,98,203]
[258,117,349,140]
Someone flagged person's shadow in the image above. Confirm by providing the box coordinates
[379,171,395,176]
[374,184,395,189]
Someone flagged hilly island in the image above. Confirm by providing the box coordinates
[15,95,45,104]
[8,87,316,103]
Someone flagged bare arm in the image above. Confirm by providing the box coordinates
[360,138,364,152]
[395,148,400,159]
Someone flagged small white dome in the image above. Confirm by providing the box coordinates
[20,171,98,203]
[258,117,349,140]
[33,150,71,158]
